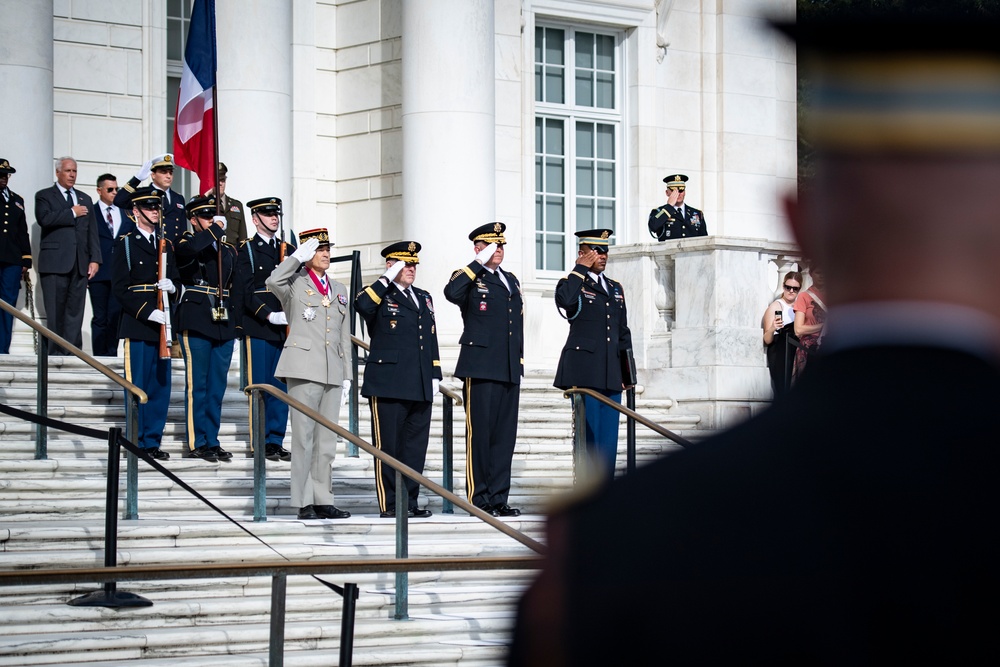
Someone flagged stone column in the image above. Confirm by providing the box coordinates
[0,0,54,326]
[402,0,495,343]
[215,0,293,221]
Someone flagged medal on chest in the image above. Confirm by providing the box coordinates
[308,269,331,308]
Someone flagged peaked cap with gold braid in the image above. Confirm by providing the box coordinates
[381,240,421,264]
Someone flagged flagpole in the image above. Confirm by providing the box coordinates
[212,78,226,321]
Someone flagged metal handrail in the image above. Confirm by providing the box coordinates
[562,386,694,447]
[0,298,148,518]
[245,383,538,548]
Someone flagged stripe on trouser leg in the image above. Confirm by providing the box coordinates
[182,333,197,451]
[465,378,476,503]
[371,397,386,511]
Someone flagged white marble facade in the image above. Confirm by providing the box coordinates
[1,0,797,423]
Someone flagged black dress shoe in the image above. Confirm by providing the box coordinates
[380,508,417,518]
[212,446,233,461]
[297,505,319,520]
[410,507,433,518]
[313,505,351,519]
[472,504,499,517]
[187,447,219,462]
[265,444,291,462]
[494,504,521,517]
[145,448,170,461]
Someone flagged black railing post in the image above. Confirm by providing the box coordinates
[394,469,409,620]
[442,393,454,514]
[340,582,359,667]
[626,387,636,475]
[68,428,151,608]
[35,337,48,459]
[570,392,587,483]
[124,393,139,520]
[252,389,267,522]
[269,573,286,666]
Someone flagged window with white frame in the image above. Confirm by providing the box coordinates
[534,24,622,273]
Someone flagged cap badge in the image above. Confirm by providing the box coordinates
[493,222,502,233]
[600,230,610,239]
[407,241,416,253]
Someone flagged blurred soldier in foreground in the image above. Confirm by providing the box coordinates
[355,242,441,519]
[444,222,524,517]
[238,197,295,462]
[268,229,352,520]
[510,10,1000,665]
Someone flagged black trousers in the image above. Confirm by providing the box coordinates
[88,279,121,356]
[369,396,432,512]
[463,378,520,508]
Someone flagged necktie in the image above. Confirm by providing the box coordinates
[65,189,73,206]
[106,207,114,233]
[406,287,418,308]
[271,238,277,251]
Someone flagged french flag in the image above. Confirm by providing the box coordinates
[173,0,217,193]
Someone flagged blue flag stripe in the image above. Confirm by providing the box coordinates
[184,0,217,91]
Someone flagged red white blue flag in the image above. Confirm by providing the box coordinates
[172,0,217,193]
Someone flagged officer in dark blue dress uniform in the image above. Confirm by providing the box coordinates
[553,229,634,482]
[115,154,188,245]
[647,174,708,240]
[112,187,180,459]
[175,196,241,462]
[0,159,32,354]
[444,222,524,517]
[355,241,442,518]
[237,196,295,461]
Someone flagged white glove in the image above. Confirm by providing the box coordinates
[341,379,352,407]
[432,379,440,395]
[147,309,167,325]
[382,259,405,283]
[475,243,497,265]
[212,215,227,230]
[267,311,288,326]
[136,156,155,181]
[291,237,320,264]
[156,278,175,294]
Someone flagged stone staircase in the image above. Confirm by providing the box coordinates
[0,335,702,665]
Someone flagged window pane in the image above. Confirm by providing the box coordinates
[545,159,564,194]
[545,199,564,232]
[535,156,543,192]
[575,32,593,69]
[545,28,564,65]
[546,237,564,270]
[167,19,182,61]
[596,34,614,70]
[597,162,614,197]
[596,124,614,159]
[167,76,179,118]
[596,72,614,109]
[545,119,564,155]
[536,196,544,231]
[535,118,543,151]
[575,72,593,107]
[535,65,543,102]
[545,69,564,104]
[536,235,544,270]
[577,198,594,228]
[598,200,615,229]
[576,123,594,158]
[168,0,180,18]
[535,27,543,63]
[577,163,594,196]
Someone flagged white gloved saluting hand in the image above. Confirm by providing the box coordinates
[147,309,167,325]
[292,237,320,264]
[382,259,405,283]
[267,312,288,326]
[341,379,352,407]
[136,156,156,181]
[156,278,176,294]
[475,243,498,265]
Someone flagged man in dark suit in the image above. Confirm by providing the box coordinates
[0,158,32,354]
[552,229,633,483]
[510,11,1000,666]
[237,196,295,462]
[647,174,708,240]
[34,157,101,355]
[175,196,241,462]
[88,173,136,356]
[113,187,179,460]
[355,241,442,518]
[115,154,187,245]
[444,222,524,517]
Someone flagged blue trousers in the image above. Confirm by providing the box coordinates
[584,391,622,481]
[180,332,234,451]
[123,339,172,450]
[245,336,289,447]
[0,263,22,353]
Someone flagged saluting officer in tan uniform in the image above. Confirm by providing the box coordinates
[267,228,352,521]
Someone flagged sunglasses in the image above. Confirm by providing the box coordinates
[783,284,800,292]
[105,187,119,193]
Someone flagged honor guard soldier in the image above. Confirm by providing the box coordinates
[0,159,32,354]
[647,174,708,240]
[112,187,180,459]
[267,229,352,520]
[355,241,442,518]
[237,196,295,462]
[444,222,524,517]
[115,154,188,245]
[553,229,634,482]
[175,196,241,462]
